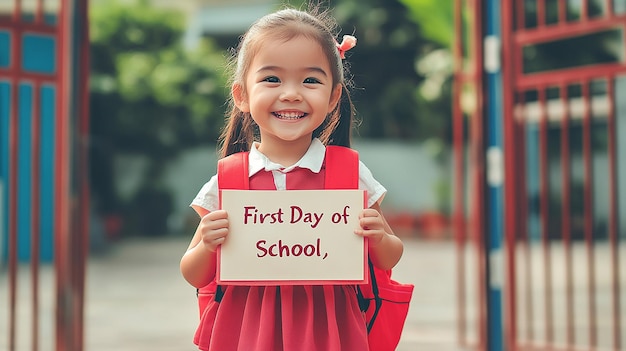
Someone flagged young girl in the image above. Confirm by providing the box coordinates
[180,6,405,351]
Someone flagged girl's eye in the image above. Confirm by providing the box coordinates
[262,76,280,83]
[304,77,321,84]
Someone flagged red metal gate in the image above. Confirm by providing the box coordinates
[454,0,625,350]
[0,0,89,350]
[501,1,624,350]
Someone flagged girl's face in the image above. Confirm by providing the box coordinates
[233,35,341,151]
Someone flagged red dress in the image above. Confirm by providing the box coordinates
[193,167,369,351]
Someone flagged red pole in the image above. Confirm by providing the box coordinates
[559,81,575,347]
[501,0,518,349]
[606,75,621,351]
[538,87,554,346]
[517,93,535,346]
[30,82,41,351]
[581,80,598,349]
[581,0,589,21]
[8,54,18,351]
[536,0,546,27]
[453,0,467,347]
[55,0,71,348]
[469,0,487,347]
[7,2,22,349]
[74,1,90,349]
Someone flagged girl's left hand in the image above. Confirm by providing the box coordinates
[354,208,387,246]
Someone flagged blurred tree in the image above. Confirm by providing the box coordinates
[331,0,452,143]
[89,0,228,236]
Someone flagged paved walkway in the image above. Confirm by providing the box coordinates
[2,236,468,350]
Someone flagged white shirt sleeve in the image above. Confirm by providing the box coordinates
[190,174,219,215]
[359,161,387,207]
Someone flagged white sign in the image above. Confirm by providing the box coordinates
[217,189,366,285]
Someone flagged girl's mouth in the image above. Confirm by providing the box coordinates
[273,112,307,120]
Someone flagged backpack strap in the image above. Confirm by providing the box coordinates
[218,152,250,190]
[324,146,359,190]
[325,147,378,328]
[211,151,250,303]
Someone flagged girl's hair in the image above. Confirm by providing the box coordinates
[218,5,356,158]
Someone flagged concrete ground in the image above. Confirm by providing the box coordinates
[2,236,469,350]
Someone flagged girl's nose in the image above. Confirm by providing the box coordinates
[279,85,302,102]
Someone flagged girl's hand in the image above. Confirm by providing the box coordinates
[354,208,387,246]
[199,210,229,252]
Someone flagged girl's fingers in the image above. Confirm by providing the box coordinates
[202,218,229,231]
[206,209,228,220]
[359,208,379,219]
[359,216,384,231]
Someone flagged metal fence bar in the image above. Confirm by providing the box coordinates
[581,0,589,21]
[8,75,18,351]
[30,81,41,351]
[606,0,614,17]
[515,0,525,30]
[502,4,521,350]
[54,1,70,347]
[503,76,519,351]
[470,0,487,347]
[7,3,20,345]
[538,86,555,347]
[581,80,598,348]
[76,3,90,349]
[54,1,90,349]
[537,0,546,27]
[558,0,567,23]
[518,92,534,345]
[518,65,626,92]
[453,0,467,346]
[606,75,622,351]
[559,81,575,347]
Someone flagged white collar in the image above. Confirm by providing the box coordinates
[248,138,326,176]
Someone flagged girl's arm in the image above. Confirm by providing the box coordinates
[355,202,404,270]
[180,209,229,288]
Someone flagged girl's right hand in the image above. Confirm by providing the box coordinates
[199,210,229,252]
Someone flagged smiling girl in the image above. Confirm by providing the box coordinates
[180,6,404,351]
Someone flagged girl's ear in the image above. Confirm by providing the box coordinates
[232,83,250,112]
[328,83,342,113]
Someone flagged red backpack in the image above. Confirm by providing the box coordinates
[200,145,414,351]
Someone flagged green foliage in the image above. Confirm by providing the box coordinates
[89,0,229,233]
[397,0,453,48]
[90,0,228,152]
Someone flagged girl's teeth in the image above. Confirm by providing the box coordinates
[275,112,305,120]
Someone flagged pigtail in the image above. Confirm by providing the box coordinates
[324,84,356,147]
[218,110,255,158]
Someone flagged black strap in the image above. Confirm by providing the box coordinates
[366,260,382,332]
[215,285,225,303]
[356,259,382,333]
[356,285,369,312]
[196,286,226,303]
